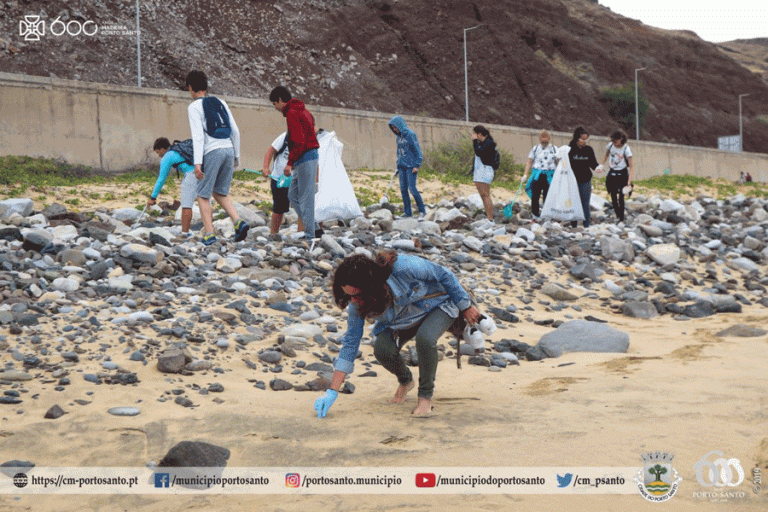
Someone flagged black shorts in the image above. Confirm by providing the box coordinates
[270,178,290,214]
[605,169,629,194]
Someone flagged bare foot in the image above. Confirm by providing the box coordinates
[389,381,415,404]
[412,397,433,417]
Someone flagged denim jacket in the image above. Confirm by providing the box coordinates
[333,254,471,374]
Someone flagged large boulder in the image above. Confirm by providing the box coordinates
[0,198,34,220]
[535,320,630,358]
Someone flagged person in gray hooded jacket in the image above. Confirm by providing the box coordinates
[388,116,426,218]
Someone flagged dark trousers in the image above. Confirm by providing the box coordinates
[606,169,629,222]
[530,174,550,217]
[373,308,454,400]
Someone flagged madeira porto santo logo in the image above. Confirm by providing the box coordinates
[635,452,682,502]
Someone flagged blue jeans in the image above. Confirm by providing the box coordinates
[575,180,592,227]
[288,156,318,238]
[398,166,425,216]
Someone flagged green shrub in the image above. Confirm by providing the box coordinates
[600,82,648,134]
[420,137,525,192]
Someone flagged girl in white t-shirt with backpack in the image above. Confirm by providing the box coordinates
[601,129,633,223]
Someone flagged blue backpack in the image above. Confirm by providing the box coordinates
[202,96,231,139]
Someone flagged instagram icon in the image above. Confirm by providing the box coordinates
[285,473,301,488]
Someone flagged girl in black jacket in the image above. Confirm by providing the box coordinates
[567,126,598,228]
[471,125,497,222]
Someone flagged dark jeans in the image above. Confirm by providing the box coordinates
[531,173,550,217]
[373,308,453,399]
[398,166,426,217]
[571,180,592,228]
[605,169,629,222]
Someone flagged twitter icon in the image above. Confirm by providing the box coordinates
[556,473,573,488]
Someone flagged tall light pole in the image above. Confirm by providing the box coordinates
[634,67,646,140]
[136,0,141,87]
[464,24,482,123]
[739,93,750,152]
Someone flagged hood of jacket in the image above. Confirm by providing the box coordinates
[388,115,410,135]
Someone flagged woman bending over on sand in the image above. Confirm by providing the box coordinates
[314,251,481,418]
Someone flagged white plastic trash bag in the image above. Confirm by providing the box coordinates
[315,131,364,223]
[540,146,585,222]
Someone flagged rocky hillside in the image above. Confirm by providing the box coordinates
[2,0,768,153]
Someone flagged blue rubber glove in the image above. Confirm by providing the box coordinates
[314,390,338,418]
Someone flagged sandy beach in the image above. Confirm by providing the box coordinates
[1,172,767,511]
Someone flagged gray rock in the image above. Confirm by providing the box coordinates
[621,301,659,319]
[320,234,346,257]
[52,277,79,293]
[158,441,230,468]
[107,407,141,416]
[601,237,635,262]
[23,228,54,251]
[90,260,112,281]
[44,405,66,419]
[0,370,33,381]
[0,198,34,219]
[41,203,68,218]
[683,301,715,318]
[113,208,143,222]
[157,349,186,374]
[646,244,681,266]
[57,249,87,267]
[541,283,578,301]
[258,350,282,364]
[120,244,162,265]
[185,360,213,372]
[730,257,759,274]
[270,378,294,391]
[0,460,35,477]
[536,320,630,358]
[716,325,767,337]
[570,262,602,281]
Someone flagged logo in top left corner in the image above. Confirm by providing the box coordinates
[19,15,45,41]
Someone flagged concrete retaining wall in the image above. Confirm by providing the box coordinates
[1,72,766,181]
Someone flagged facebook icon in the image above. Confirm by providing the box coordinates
[154,473,170,488]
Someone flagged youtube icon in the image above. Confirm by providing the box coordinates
[415,473,436,488]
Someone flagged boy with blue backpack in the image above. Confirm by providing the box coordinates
[186,70,249,245]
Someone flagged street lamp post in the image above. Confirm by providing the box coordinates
[463,24,482,123]
[634,67,646,140]
[739,93,750,152]
[136,0,141,87]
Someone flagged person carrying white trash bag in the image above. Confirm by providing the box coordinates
[539,145,585,223]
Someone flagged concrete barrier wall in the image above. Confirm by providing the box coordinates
[1,71,766,181]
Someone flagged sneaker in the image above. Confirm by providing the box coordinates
[202,233,217,246]
[233,220,250,242]
[314,228,325,239]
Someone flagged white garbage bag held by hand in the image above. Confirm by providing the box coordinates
[540,145,585,222]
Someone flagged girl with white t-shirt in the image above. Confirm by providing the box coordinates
[521,130,558,219]
[601,129,633,223]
